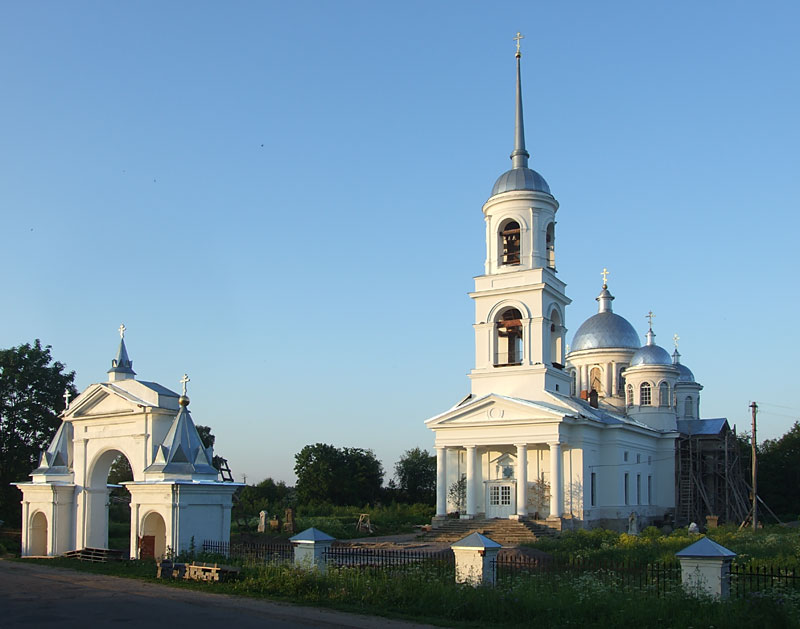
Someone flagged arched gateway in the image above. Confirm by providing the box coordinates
[16,329,238,558]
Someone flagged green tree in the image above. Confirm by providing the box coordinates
[294,443,384,506]
[394,447,436,504]
[195,424,225,471]
[757,421,800,519]
[232,477,293,531]
[0,340,77,522]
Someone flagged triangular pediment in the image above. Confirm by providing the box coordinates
[425,393,572,429]
[68,384,143,419]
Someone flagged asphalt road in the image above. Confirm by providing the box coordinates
[0,559,437,628]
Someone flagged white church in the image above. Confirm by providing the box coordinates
[426,40,715,531]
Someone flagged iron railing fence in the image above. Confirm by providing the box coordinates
[731,564,800,597]
[324,546,454,578]
[202,539,293,564]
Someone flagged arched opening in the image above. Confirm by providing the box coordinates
[545,223,555,269]
[618,367,627,396]
[659,382,669,406]
[500,220,521,266]
[626,384,634,406]
[549,308,563,367]
[640,382,652,406]
[685,396,694,418]
[86,449,134,551]
[495,308,523,366]
[140,511,167,560]
[29,511,48,556]
[570,369,577,396]
[590,367,603,396]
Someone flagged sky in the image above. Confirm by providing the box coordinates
[2,1,799,485]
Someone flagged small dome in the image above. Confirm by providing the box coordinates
[571,312,640,351]
[676,362,695,383]
[630,343,672,366]
[491,167,551,197]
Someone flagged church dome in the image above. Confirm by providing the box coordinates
[571,312,640,351]
[630,343,672,366]
[676,362,696,382]
[491,167,551,197]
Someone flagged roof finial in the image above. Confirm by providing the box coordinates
[179,373,191,407]
[514,31,524,57]
[180,373,190,396]
[646,310,656,330]
[645,311,656,346]
[510,32,530,170]
[118,323,126,339]
[108,324,135,380]
[601,267,609,288]
[63,388,71,410]
[673,333,680,349]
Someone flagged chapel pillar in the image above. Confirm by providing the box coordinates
[515,443,528,518]
[581,365,590,394]
[464,445,477,519]
[610,361,617,396]
[606,362,614,397]
[435,446,448,517]
[548,441,562,519]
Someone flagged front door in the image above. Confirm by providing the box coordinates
[486,482,515,518]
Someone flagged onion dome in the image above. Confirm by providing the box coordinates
[571,285,640,351]
[630,328,672,366]
[672,348,696,382]
[490,41,552,198]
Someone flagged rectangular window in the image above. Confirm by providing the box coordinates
[500,485,512,506]
[591,472,596,507]
[648,476,652,505]
[624,473,629,505]
[489,486,499,506]
[623,451,629,462]
[636,474,641,505]
[636,453,641,464]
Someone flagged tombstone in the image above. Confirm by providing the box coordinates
[688,522,700,534]
[627,511,639,535]
[257,510,267,533]
[284,508,295,535]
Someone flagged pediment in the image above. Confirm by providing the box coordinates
[426,394,569,429]
[68,385,142,419]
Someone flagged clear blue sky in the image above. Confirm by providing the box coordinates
[2,2,798,484]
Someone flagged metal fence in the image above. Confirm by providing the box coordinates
[323,546,453,577]
[731,564,800,597]
[202,540,293,563]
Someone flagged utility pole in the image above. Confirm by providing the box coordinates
[750,401,758,532]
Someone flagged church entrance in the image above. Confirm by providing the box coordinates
[140,512,167,559]
[485,481,515,518]
[29,511,48,556]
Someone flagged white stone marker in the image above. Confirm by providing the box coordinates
[451,532,502,586]
[290,527,335,574]
[676,536,737,599]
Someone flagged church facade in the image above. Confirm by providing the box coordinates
[426,42,718,531]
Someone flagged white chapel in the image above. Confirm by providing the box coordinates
[426,38,720,531]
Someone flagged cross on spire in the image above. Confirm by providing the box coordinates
[63,388,71,410]
[513,32,524,56]
[673,333,680,349]
[646,311,656,329]
[601,268,609,286]
[180,373,190,396]
[118,323,126,339]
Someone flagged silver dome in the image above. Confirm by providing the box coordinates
[491,167,551,197]
[676,362,696,382]
[630,343,672,366]
[571,312,640,351]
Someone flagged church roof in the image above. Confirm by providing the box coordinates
[677,418,728,436]
[630,329,672,366]
[571,285,640,351]
[108,337,135,376]
[31,420,73,475]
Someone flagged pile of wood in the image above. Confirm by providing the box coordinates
[157,560,240,582]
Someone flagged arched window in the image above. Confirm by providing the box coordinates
[590,367,603,396]
[545,223,555,269]
[626,384,633,406]
[550,308,563,366]
[495,308,523,366]
[570,370,577,396]
[500,221,521,265]
[659,382,669,406]
[640,382,651,406]
[684,396,694,418]
[618,367,626,396]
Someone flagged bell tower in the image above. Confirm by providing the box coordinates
[469,34,572,400]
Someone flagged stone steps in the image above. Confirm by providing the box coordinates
[423,517,559,546]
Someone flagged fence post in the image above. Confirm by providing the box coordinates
[676,537,736,599]
[451,532,502,586]
[290,527,335,574]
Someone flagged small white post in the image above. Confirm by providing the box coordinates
[290,527,335,574]
[451,532,502,586]
[676,537,736,599]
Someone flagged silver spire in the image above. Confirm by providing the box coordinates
[510,33,530,170]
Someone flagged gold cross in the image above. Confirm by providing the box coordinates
[673,334,680,349]
[118,323,126,339]
[601,268,609,286]
[514,32,524,55]
[180,373,190,396]
[646,311,655,329]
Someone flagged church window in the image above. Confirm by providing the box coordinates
[570,370,577,396]
[647,475,652,505]
[495,308,523,366]
[626,384,633,406]
[636,474,641,505]
[659,382,669,406]
[500,220,521,265]
[684,396,694,418]
[623,451,629,462]
[545,223,555,269]
[500,485,511,505]
[590,472,596,506]
[550,308,564,366]
[636,453,641,464]
[624,473,629,505]
[618,368,626,395]
[640,382,652,406]
[590,367,603,396]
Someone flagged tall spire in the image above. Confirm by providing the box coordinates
[108,323,136,381]
[510,32,530,170]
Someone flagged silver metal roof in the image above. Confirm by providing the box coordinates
[675,363,696,382]
[491,167,551,196]
[630,343,672,366]
[677,418,728,436]
[571,312,640,351]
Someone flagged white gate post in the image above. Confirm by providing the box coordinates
[676,537,736,599]
[290,527,335,574]
[451,532,502,586]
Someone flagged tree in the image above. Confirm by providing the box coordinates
[0,340,77,522]
[195,424,226,471]
[232,477,293,531]
[757,421,800,519]
[294,443,384,506]
[448,476,466,514]
[394,447,436,504]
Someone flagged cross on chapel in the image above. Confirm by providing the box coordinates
[63,388,71,410]
[646,311,655,329]
[180,373,190,396]
[601,268,609,286]
[514,32,524,56]
[673,334,680,349]
[118,323,126,339]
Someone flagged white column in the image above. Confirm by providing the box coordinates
[465,446,477,519]
[515,443,528,518]
[435,446,447,517]
[610,362,617,396]
[548,441,562,519]
[606,362,614,396]
[581,365,590,394]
